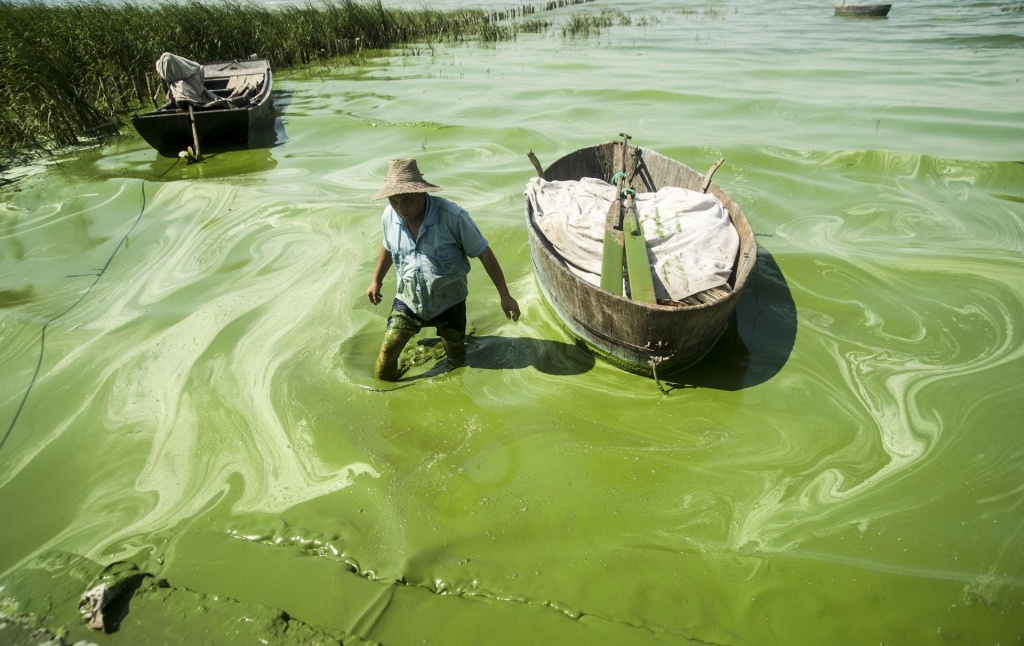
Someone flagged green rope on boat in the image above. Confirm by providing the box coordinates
[621,188,636,198]
[610,171,627,184]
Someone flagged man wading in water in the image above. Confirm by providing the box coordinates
[366,158,521,381]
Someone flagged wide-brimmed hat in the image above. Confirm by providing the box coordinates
[370,158,443,200]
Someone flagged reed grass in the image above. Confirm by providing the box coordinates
[560,9,631,38]
[0,0,591,169]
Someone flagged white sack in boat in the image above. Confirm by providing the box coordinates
[524,176,739,301]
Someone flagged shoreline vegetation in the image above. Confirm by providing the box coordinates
[0,0,602,172]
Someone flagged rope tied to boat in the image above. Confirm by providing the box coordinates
[609,171,627,184]
[649,355,671,395]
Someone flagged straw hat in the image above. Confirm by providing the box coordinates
[370,158,443,200]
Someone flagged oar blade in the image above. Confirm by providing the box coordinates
[600,229,625,295]
[624,206,657,304]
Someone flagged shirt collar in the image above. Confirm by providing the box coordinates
[420,194,437,231]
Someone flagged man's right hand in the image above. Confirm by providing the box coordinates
[366,281,382,305]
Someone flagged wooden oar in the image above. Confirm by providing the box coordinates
[599,133,631,295]
[622,187,656,304]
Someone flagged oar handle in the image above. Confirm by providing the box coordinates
[611,132,632,230]
[617,132,632,184]
[622,188,640,234]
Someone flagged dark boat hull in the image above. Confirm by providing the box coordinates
[131,59,273,154]
[524,142,757,376]
[834,4,892,17]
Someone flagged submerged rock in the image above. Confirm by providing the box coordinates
[77,561,150,631]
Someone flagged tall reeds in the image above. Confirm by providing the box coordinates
[0,0,460,161]
[0,0,584,169]
[560,8,630,38]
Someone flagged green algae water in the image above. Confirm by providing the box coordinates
[2,0,1023,643]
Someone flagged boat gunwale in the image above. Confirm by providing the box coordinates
[134,58,273,120]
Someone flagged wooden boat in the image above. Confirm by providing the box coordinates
[834,3,892,17]
[524,140,757,377]
[131,57,273,154]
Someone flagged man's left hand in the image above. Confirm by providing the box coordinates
[501,295,521,322]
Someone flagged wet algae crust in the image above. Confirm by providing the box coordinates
[5,509,1022,644]
[0,551,365,645]
[0,543,689,645]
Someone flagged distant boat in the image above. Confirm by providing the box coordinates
[834,3,892,17]
[132,54,273,154]
[523,139,757,378]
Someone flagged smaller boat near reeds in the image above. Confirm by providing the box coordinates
[131,53,273,155]
[523,136,757,378]
[834,3,892,17]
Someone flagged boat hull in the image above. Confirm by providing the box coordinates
[524,142,757,376]
[131,59,273,154]
[834,4,892,17]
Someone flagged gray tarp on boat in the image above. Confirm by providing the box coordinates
[155,52,264,109]
[156,52,219,106]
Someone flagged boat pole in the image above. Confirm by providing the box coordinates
[188,105,202,162]
[527,149,544,177]
[701,158,725,193]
